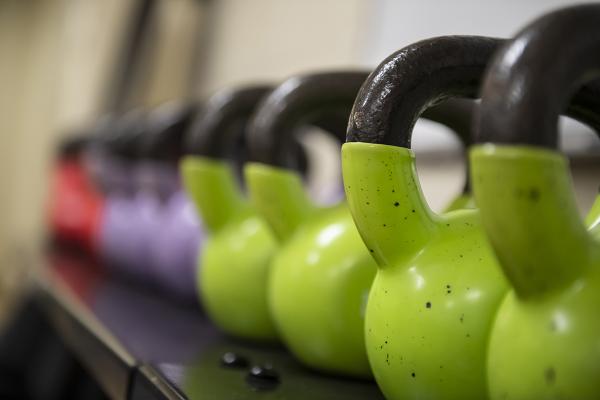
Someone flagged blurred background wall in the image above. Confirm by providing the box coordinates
[0,0,597,303]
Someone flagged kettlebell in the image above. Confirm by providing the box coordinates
[245,71,479,378]
[48,135,104,254]
[245,72,373,377]
[343,36,510,399]
[139,102,200,298]
[98,110,146,277]
[470,5,600,399]
[181,85,279,340]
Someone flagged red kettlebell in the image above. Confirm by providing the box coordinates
[48,135,104,255]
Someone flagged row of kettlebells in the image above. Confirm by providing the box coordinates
[48,103,202,299]
[184,5,600,400]
[47,3,600,398]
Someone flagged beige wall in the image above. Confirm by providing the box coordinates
[197,0,368,95]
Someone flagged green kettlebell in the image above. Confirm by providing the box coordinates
[470,5,600,399]
[343,36,510,399]
[182,85,346,341]
[181,85,280,341]
[244,72,479,378]
[244,72,374,377]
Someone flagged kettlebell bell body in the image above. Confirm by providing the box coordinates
[98,155,140,274]
[246,163,375,377]
[48,137,103,254]
[472,146,600,399]
[152,188,202,298]
[182,157,278,339]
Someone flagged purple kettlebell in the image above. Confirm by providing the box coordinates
[97,110,148,280]
[141,102,202,299]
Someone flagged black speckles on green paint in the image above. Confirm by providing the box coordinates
[369,248,374,253]
[446,284,452,294]
[382,223,387,227]
[411,372,416,378]
[545,367,556,385]
[459,313,464,323]
[425,301,432,309]
[392,189,395,193]
[394,201,400,207]
[411,209,415,213]
[366,201,370,205]
[386,353,390,365]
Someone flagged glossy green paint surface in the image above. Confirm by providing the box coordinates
[471,144,600,400]
[181,156,278,341]
[245,162,376,378]
[342,142,508,399]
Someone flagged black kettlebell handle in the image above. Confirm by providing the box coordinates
[477,4,600,147]
[141,102,196,163]
[347,36,502,147]
[248,71,478,167]
[106,109,147,161]
[186,85,273,158]
[247,72,368,167]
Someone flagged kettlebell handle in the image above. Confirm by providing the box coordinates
[347,36,502,147]
[247,72,369,167]
[186,86,273,158]
[248,71,478,167]
[140,102,196,164]
[477,4,600,147]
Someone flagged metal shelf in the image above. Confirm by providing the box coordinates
[31,247,383,399]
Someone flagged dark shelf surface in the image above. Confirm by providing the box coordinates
[34,247,384,399]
